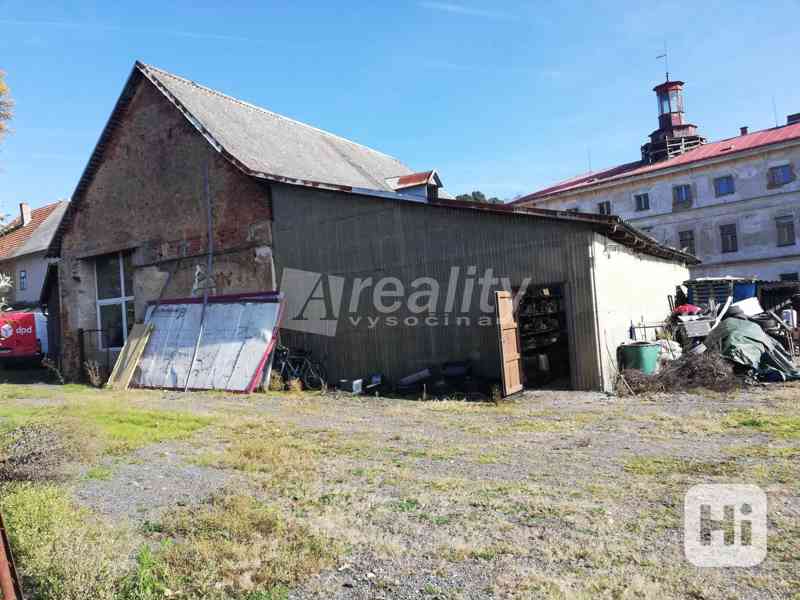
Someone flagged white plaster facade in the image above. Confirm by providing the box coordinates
[521,134,800,281]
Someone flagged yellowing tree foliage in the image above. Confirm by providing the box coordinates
[0,70,12,140]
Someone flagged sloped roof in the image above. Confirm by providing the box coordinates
[385,170,444,191]
[515,121,800,203]
[48,62,448,256]
[140,63,414,191]
[0,202,67,260]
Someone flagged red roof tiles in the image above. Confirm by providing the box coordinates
[0,202,64,260]
[395,171,435,188]
[515,121,800,203]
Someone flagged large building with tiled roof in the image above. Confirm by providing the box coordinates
[0,201,67,306]
[515,77,800,281]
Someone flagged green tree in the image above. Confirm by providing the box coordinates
[455,190,504,204]
[0,70,12,141]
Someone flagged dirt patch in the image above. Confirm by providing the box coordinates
[0,424,84,482]
[74,439,244,525]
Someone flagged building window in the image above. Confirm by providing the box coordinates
[634,193,650,211]
[720,224,738,253]
[565,207,580,213]
[678,230,696,256]
[776,216,796,247]
[780,272,799,282]
[714,175,735,197]
[95,252,134,350]
[768,164,796,188]
[672,184,693,209]
[18,270,27,291]
[597,201,611,215]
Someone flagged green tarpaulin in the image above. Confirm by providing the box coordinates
[706,317,800,381]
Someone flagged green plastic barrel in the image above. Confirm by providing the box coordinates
[620,342,660,375]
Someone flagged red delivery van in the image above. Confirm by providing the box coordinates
[0,311,48,361]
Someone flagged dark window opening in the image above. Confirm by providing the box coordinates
[780,272,799,282]
[768,164,796,188]
[598,201,611,215]
[679,230,696,256]
[672,184,693,210]
[720,224,738,254]
[634,193,650,211]
[776,216,796,247]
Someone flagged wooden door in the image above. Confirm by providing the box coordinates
[495,290,523,397]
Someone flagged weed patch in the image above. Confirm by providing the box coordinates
[624,456,741,478]
[725,410,800,438]
[0,400,213,455]
[0,483,131,600]
[147,493,339,598]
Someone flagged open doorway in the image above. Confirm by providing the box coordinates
[517,283,571,389]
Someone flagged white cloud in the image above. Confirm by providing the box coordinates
[417,1,514,19]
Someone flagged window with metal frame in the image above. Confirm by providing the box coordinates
[720,223,738,254]
[768,164,795,188]
[18,270,27,291]
[634,193,650,211]
[713,175,735,197]
[780,272,799,282]
[776,216,796,247]
[95,252,134,350]
[597,201,611,215]
[678,230,696,256]
[672,184,693,209]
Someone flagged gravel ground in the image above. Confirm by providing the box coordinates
[2,383,799,598]
[73,440,243,524]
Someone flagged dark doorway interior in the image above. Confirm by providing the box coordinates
[517,283,571,388]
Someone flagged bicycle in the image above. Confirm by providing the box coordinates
[273,343,328,390]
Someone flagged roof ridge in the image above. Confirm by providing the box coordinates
[138,62,409,169]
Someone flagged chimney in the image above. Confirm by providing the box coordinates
[740,126,749,136]
[788,113,800,125]
[19,203,31,226]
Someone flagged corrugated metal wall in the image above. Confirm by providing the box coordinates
[271,184,606,390]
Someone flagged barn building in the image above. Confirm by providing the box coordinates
[47,62,695,392]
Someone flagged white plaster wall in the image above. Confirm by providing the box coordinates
[591,234,690,392]
[529,141,800,280]
[0,251,51,305]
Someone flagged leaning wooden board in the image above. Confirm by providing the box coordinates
[495,290,523,397]
[106,323,154,391]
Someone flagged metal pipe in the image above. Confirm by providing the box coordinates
[0,511,23,600]
[184,163,214,392]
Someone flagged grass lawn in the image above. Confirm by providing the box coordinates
[0,381,798,599]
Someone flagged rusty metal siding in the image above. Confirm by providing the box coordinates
[271,184,608,390]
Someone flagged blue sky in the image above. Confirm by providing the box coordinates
[1,0,799,213]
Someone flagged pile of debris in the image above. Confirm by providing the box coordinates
[620,351,736,395]
[620,278,800,393]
